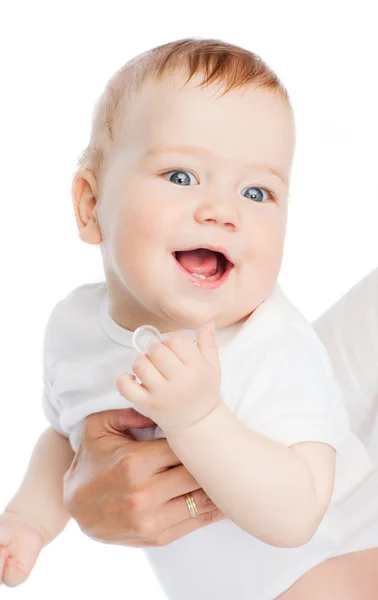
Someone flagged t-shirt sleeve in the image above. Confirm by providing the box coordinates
[41,366,66,436]
[240,323,351,449]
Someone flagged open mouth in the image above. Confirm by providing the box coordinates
[172,247,234,286]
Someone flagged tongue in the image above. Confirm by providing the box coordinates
[176,249,218,277]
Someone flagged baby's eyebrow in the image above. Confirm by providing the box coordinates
[143,144,288,186]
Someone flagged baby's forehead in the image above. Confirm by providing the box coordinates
[110,72,295,178]
[129,73,294,129]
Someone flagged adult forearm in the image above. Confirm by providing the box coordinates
[166,401,319,547]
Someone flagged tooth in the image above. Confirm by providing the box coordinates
[191,273,207,279]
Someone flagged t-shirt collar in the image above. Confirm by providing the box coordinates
[99,284,283,350]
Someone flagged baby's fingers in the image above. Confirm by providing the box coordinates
[0,517,43,588]
[0,549,29,587]
[0,547,9,584]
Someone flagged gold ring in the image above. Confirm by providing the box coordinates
[185,493,199,518]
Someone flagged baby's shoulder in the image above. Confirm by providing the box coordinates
[54,281,105,315]
[269,310,335,383]
[235,288,336,390]
[239,284,330,366]
[46,281,106,328]
[269,285,333,363]
[43,281,107,358]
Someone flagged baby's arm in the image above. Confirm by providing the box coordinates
[5,427,74,542]
[0,427,74,585]
[166,402,335,548]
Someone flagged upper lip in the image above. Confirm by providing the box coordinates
[173,244,235,266]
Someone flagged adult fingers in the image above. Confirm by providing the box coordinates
[154,506,226,546]
[158,487,220,531]
[151,464,208,506]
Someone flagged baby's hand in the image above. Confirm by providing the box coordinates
[116,322,222,435]
[0,510,47,587]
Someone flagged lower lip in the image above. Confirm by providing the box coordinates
[172,254,234,290]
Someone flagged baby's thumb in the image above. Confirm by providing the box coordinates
[196,322,219,366]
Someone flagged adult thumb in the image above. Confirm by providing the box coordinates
[107,408,156,434]
[196,321,219,366]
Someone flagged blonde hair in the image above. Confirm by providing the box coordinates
[76,37,290,185]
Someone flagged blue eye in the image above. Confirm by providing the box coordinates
[164,170,198,186]
[242,187,268,202]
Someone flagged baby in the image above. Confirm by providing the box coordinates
[2,37,378,599]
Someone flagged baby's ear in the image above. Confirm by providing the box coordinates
[71,170,102,245]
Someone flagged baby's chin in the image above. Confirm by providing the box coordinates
[157,307,216,332]
[157,305,245,333]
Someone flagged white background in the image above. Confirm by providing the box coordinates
[0,0,377,597]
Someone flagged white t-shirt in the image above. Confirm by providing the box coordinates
[41,280,378,600]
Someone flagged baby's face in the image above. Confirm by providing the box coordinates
[97,72,295,332]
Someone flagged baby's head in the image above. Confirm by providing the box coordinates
[72,38,295,333]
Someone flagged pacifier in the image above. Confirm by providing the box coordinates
[132,325,163,355]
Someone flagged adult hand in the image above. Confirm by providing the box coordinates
[63,408,226,547]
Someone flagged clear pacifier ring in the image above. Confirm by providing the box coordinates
[132,325,163,355]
